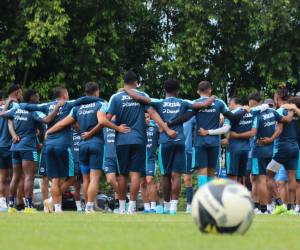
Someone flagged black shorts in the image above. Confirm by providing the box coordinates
[158,144,186,176]
[46,145,74,178]
[116,144,146,175]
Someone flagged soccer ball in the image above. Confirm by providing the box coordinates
[192,179,254,234]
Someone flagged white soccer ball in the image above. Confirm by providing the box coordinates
[192,179,254,234]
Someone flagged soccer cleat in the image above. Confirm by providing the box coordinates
[44,199,54,213]
[24,207,38,214]
[155,205,164,214]
[163,209,170,214]
[8,207,17,214]
[143,210,150,214]
[169,210,177,215]
[85,209,95,214]
[272,204,287,215]
[77,207,84,213]
[127,209,136,215]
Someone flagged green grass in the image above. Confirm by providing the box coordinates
[0,213,299,250]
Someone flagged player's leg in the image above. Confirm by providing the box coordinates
[184,150,193,213]
[195,146,208,187]
[0,147,12,211]
[74,178,82,212]
[8,152,22,213]
[169,144,185,215]
[116,145,130,214]
[22,160,37,212]
[266,158,287,214]
[158,144,172,213]
[22,151,38,212]
[256,158,269,214]
[285,152,298,214]
[140,176,150,212]
[127,145,145,214]
[207,146,219,181]
[251,158,260,212]
[146,176,158,212]
[85,169,101,213]
[295,160,300,213]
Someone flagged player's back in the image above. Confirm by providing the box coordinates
[152,97,191,144]
[276,108,299,149]
[228,108,255,151]
[72,101,105,144]
[107,90,148,145]
[0,102,19,148]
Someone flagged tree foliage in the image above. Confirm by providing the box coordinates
[0,0,299,101]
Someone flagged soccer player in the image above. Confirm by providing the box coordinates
[0,85,22,212]
[123,78,215,214]
[46,82,129,213]
[20,87,100,213]
[183,117,196,213]
[266,86,297,215]
[107,71,178,214]
[250,96,284,214]
[226,97,258,182]
[0,89,63,213]
[141,113,159,213]
[192,81,249,188]
[102,117,120,212]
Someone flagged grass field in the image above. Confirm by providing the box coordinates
[1,213,299,250]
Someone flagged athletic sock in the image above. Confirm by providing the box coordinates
[48,196,53,203]
[75,201,81,210]
[275,198,283,206]
[144,202,150,211]
[164,201,170,211]
[25,197,33,208]
[86,202,94,211]
[54,204,62,212]
[198,175,208,188]
[150,202,156,210]
[119,200,126,213]
[287,204,293,210]
[295,205,300,212]
[186,187,194,205]
[186,203,192,211]
[260,205,267,213]
[128,200,136,213]
[8,196,16,208]
[170,200,178,212]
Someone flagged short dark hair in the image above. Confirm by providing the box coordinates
[198,81,212,92]
[7,84,21,96]
[288,97,300,109]
[124,70,138,85]
[0,90,4,100]
[248,91,262,102]
[85,82,99,95]
[53,87,67,99]
[164,79,180,93]
[24,89,38,103]
[230,96,243,105]
[276,84,289,101]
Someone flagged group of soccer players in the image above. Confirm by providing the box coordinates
[1,71,300,215]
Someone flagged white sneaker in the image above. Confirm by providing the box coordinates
[0,198,8,212]
[127,208,136,214]
[267,203,275,213]
[85,209,95,214]
[254,208,260,214]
